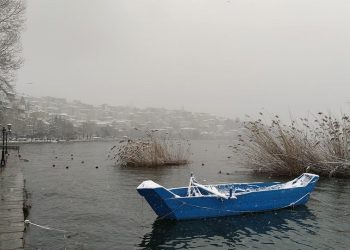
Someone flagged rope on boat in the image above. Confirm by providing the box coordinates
[288,192,311,207]
[24,220,87,249]
[24,219,68,233]
[311,196,349,212]
[155,203,187,221]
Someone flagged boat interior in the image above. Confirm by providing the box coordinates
[168,173,317,198]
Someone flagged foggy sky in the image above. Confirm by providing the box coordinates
[16,0,350,118]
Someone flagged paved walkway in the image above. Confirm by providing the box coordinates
[0,155,24,250]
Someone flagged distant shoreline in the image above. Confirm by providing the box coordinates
[9,137,229,146]
[8,138,117,145]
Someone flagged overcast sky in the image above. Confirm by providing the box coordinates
[16,0,350,118]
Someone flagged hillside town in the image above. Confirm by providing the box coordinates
[0,94,241,141]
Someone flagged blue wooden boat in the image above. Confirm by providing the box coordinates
[137,173,319,220]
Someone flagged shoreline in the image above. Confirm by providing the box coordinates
[8,138,117,145]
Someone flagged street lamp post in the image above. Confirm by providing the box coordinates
[0,124,12,166]
[1,126,6,166]
[5,128,8,155]
[5,124,11,155]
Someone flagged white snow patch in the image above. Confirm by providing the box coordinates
[283,173,317,188]
[137,180,162,189]
[234,173,319,195]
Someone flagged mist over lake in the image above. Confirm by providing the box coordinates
[1,0,350,249]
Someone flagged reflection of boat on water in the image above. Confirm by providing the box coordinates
[137,173,319,220]
[138,206,317,249]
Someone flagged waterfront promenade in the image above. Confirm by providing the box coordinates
[0,154,25,250]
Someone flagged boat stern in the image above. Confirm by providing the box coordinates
[300,173,320,191]
[285,173,320,206]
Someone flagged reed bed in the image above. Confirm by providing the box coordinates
[110,132,190,167]
[233,113,350,177]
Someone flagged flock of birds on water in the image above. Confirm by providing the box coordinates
[16,143,238,175]
[18,153,100,169]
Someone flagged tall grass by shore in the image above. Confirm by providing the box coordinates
[110,132,190,167]
[234,113,350,178]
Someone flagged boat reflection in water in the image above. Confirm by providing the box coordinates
[138,206,317,249]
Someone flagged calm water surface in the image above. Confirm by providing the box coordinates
[20,141,349,249]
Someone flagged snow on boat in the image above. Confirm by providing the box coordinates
[137,173,319,220]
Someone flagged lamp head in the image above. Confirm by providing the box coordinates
[7,124,12,131]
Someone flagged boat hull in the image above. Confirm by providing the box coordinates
[137,174,319,220]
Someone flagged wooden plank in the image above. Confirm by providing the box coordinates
[0,204,23,210]
[0,232,23,241]
[0,224,24,234]
[0,201,23,206]
[1,219,23,227]
[0,238,23,250]
[0,212,23,217]
[0,217,24,224]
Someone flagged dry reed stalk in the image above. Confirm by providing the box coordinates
[234,113,350,177]
[110,132,190,167]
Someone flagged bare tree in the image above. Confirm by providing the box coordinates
[0,0,25,98]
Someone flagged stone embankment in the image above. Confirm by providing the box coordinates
[0,153,25,250]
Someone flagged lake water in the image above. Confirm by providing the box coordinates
[20,141,349,249]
